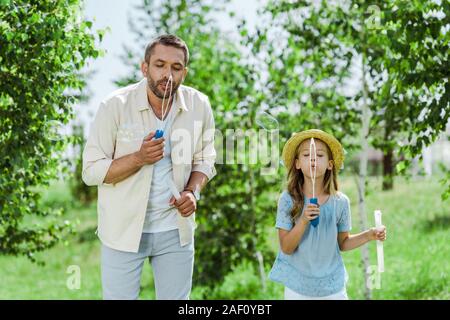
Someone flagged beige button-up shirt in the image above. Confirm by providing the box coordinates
[82,78,216,253]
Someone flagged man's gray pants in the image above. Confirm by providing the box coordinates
[101,229,194,300]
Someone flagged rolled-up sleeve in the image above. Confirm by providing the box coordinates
[192,97,216,181]
[82,101,117,186]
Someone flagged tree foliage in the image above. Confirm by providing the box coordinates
[266,0,449,192]
[0,0,103,260]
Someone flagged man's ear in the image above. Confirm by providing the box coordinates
[182,67,188,82]
[141,61,148,77]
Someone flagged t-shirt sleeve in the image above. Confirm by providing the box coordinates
[275,191,294,231]
[337,194,352,232]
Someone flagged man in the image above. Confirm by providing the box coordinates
[82,34,216,300]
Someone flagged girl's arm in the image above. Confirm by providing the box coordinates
[338,227,386,252]
[279,204,320,255]
[278,222,308,255]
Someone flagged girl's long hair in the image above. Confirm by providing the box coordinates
[287,139,339,221]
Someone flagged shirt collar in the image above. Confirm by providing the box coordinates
[136,78,188,112]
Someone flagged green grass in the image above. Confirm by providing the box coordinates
[341,176,450,300]
[0,181,156,300]
[0,176,448,299]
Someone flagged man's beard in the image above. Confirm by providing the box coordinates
[148,75,181,99]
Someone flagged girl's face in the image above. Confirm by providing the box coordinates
[295,139,333,179]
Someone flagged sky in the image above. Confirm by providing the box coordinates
[77,0,261,132]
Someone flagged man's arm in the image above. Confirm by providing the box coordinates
[103,153,144,185]
[103,132,164,185]
[170,97,216,216]
[191,97,217,182]
[82,102,116,186]
[169,171,208,217]
[184,171,208,193]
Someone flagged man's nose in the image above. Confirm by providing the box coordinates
[164,67,174,80]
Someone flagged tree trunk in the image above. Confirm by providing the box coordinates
[382,148,394,190]
[255,251,267,292]
[358,53,373,300]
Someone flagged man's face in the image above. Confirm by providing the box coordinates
[141,44,188,99]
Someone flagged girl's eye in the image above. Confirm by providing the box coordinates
[156,65,164,68]
[318,155,324,157]
[173,67,182,71]
[303,154,309,157]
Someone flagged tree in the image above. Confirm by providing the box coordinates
[0,0,103,261]
[384,0,449,193]
[267,0,449,192]
[70,122,97,205]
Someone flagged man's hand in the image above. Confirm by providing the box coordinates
[169,191,197,217]
[134,131,165,166]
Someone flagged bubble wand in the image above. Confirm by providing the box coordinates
[154,74,174,139]
[309,138,319,227]
[374,210,385,273]
[167,177,181,201]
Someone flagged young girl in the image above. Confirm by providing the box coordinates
[268,129,387,300]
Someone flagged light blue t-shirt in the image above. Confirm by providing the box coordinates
[268,190,352,297]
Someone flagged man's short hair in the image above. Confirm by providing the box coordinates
[144,34,189,66]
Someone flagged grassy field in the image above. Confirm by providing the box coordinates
[0,176,448,299]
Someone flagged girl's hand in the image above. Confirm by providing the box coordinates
[300,204,320,225]
[369,226,387,241]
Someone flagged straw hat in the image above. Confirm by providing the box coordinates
[282,129,344,171]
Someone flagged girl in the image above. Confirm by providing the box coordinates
[268,129,387,300]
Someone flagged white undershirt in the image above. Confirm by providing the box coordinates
[142,97,179,233]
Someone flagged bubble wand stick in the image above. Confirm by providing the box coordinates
[167,177,181,201]
[154,74,174,139]
[374,210,385,273]
[309,138,319,227]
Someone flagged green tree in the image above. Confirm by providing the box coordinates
[266,0,449,192]
[70,122,97,205]
[385,0,449,196]
[0,0,103,261]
